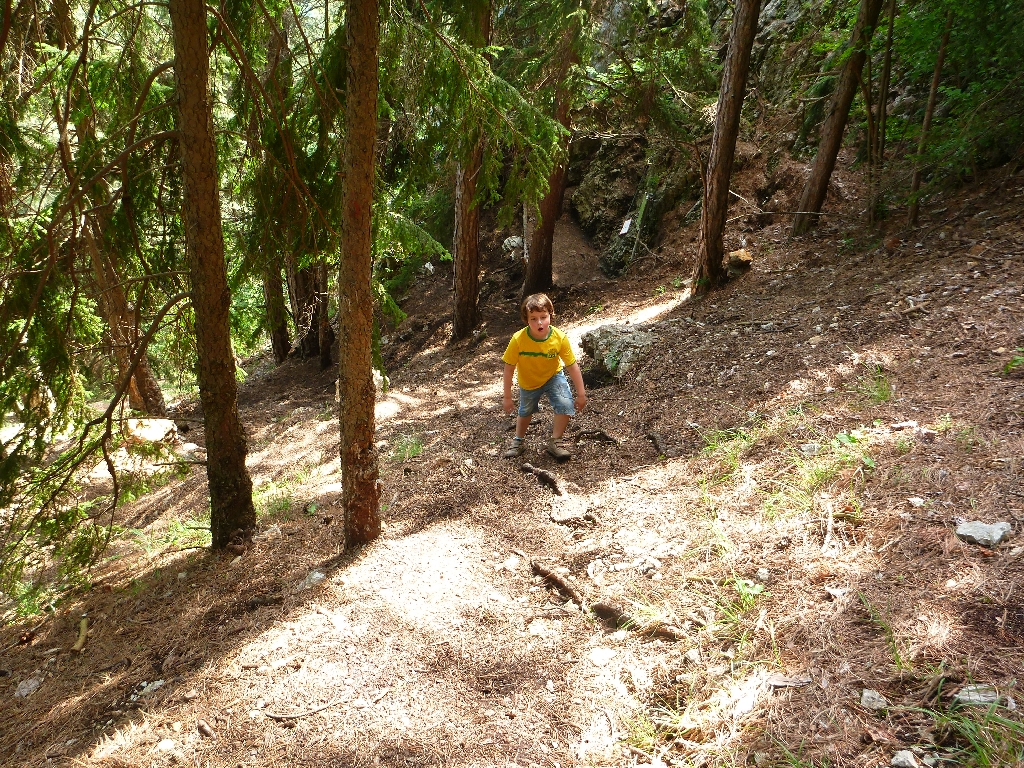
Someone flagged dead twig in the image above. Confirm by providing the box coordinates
[532,562,686,641]
[531,560,587,609]
[576,429,620,446]
[71,617,88,653]
[264,697,346,721]
[592,601,687,641]
[521,463,568,496]
[645,431,681,458]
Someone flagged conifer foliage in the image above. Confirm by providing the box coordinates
[0,0,1022,603]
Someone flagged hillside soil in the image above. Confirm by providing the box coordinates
[2,162,1023,768]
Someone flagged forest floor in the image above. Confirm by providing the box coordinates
[2,162,1024,768]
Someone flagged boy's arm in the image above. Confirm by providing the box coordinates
[502,363,516,415]
[564,362,587,411]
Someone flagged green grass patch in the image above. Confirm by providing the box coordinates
[858,592,909,671]
[1002,348,1024,375]
[131,514,211,557]
[926,704,1024,766]
[850,364,893,404]
[390,433,424,462]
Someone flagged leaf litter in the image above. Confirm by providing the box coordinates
[1,170,1023,767]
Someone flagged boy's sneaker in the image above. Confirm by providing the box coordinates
[503,437,525,458]
[546,437,572,462]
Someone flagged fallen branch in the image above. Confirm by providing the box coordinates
[265,697,346,721]
[592,602,688,641]
[71,617,89,653]
[531,561,587,608]
[532,562,686,641]
[645,432,680,457]
[576,429,620,446]
[521,463,568,496]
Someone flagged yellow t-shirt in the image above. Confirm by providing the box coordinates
[502,326,576,391]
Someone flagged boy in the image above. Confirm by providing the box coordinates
[502,293,587,461]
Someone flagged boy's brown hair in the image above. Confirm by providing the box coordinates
[521,293,555,324]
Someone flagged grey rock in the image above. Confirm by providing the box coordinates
[861,689,889,711]
[756,567,771,583]
[580,325,656,378]
[300,569,327,590]
[955,520,1011,547]
[14,675,42,698]
[953,684,1000,707]
[502,236,524,253]
[891,750,920,768]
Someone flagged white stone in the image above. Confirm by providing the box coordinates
[953,684,1000,707]
[955,521,1011,547]
[891,750,919,768]
[14,676,42,698]
[300,569,326,589]
[155,739,176,752]
[861,689,889,710]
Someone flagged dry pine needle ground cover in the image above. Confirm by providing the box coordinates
[2,169,1023,768]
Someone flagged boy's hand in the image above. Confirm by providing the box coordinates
[503,394,514,415]
[575,393,587,412]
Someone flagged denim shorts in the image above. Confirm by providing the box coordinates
[518,371,575,418]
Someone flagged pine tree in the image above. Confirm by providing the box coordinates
[168,0,255,549]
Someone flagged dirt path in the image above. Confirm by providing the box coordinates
[2,185,1023,767]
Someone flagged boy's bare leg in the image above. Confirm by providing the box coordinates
[552,414,570,439]
[515,414,533,439]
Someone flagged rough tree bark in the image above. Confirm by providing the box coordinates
[868,0,897,223]
[85,222,167,416]
[522,63,574,298]
[285,254,321,357]
[168,0,255,549]
[691,0,761,294]
[262,262,291,365]
[450,1,490,342]
[317,261,334,370]
[791,0,885,236]
[908,10,953,227]
[451,140,483,340]
[338,0,381,548]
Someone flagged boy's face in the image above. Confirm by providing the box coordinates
[527,309,551,338]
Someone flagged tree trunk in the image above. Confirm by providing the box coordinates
[451,139,483,340]
[317,261,334,370]
[168,0,255,549]
[522,163,566,297]
[791,0,885,236]
[691,0,761,294]
[85,223,167,416]
[523,76,573,298]
[285,254,320,357]
[868,0,897,223]
[875,0,896,164]
[262,262,290,365]
[908,10,953,227]
[338,0,381,548]
[450,1,490,342]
